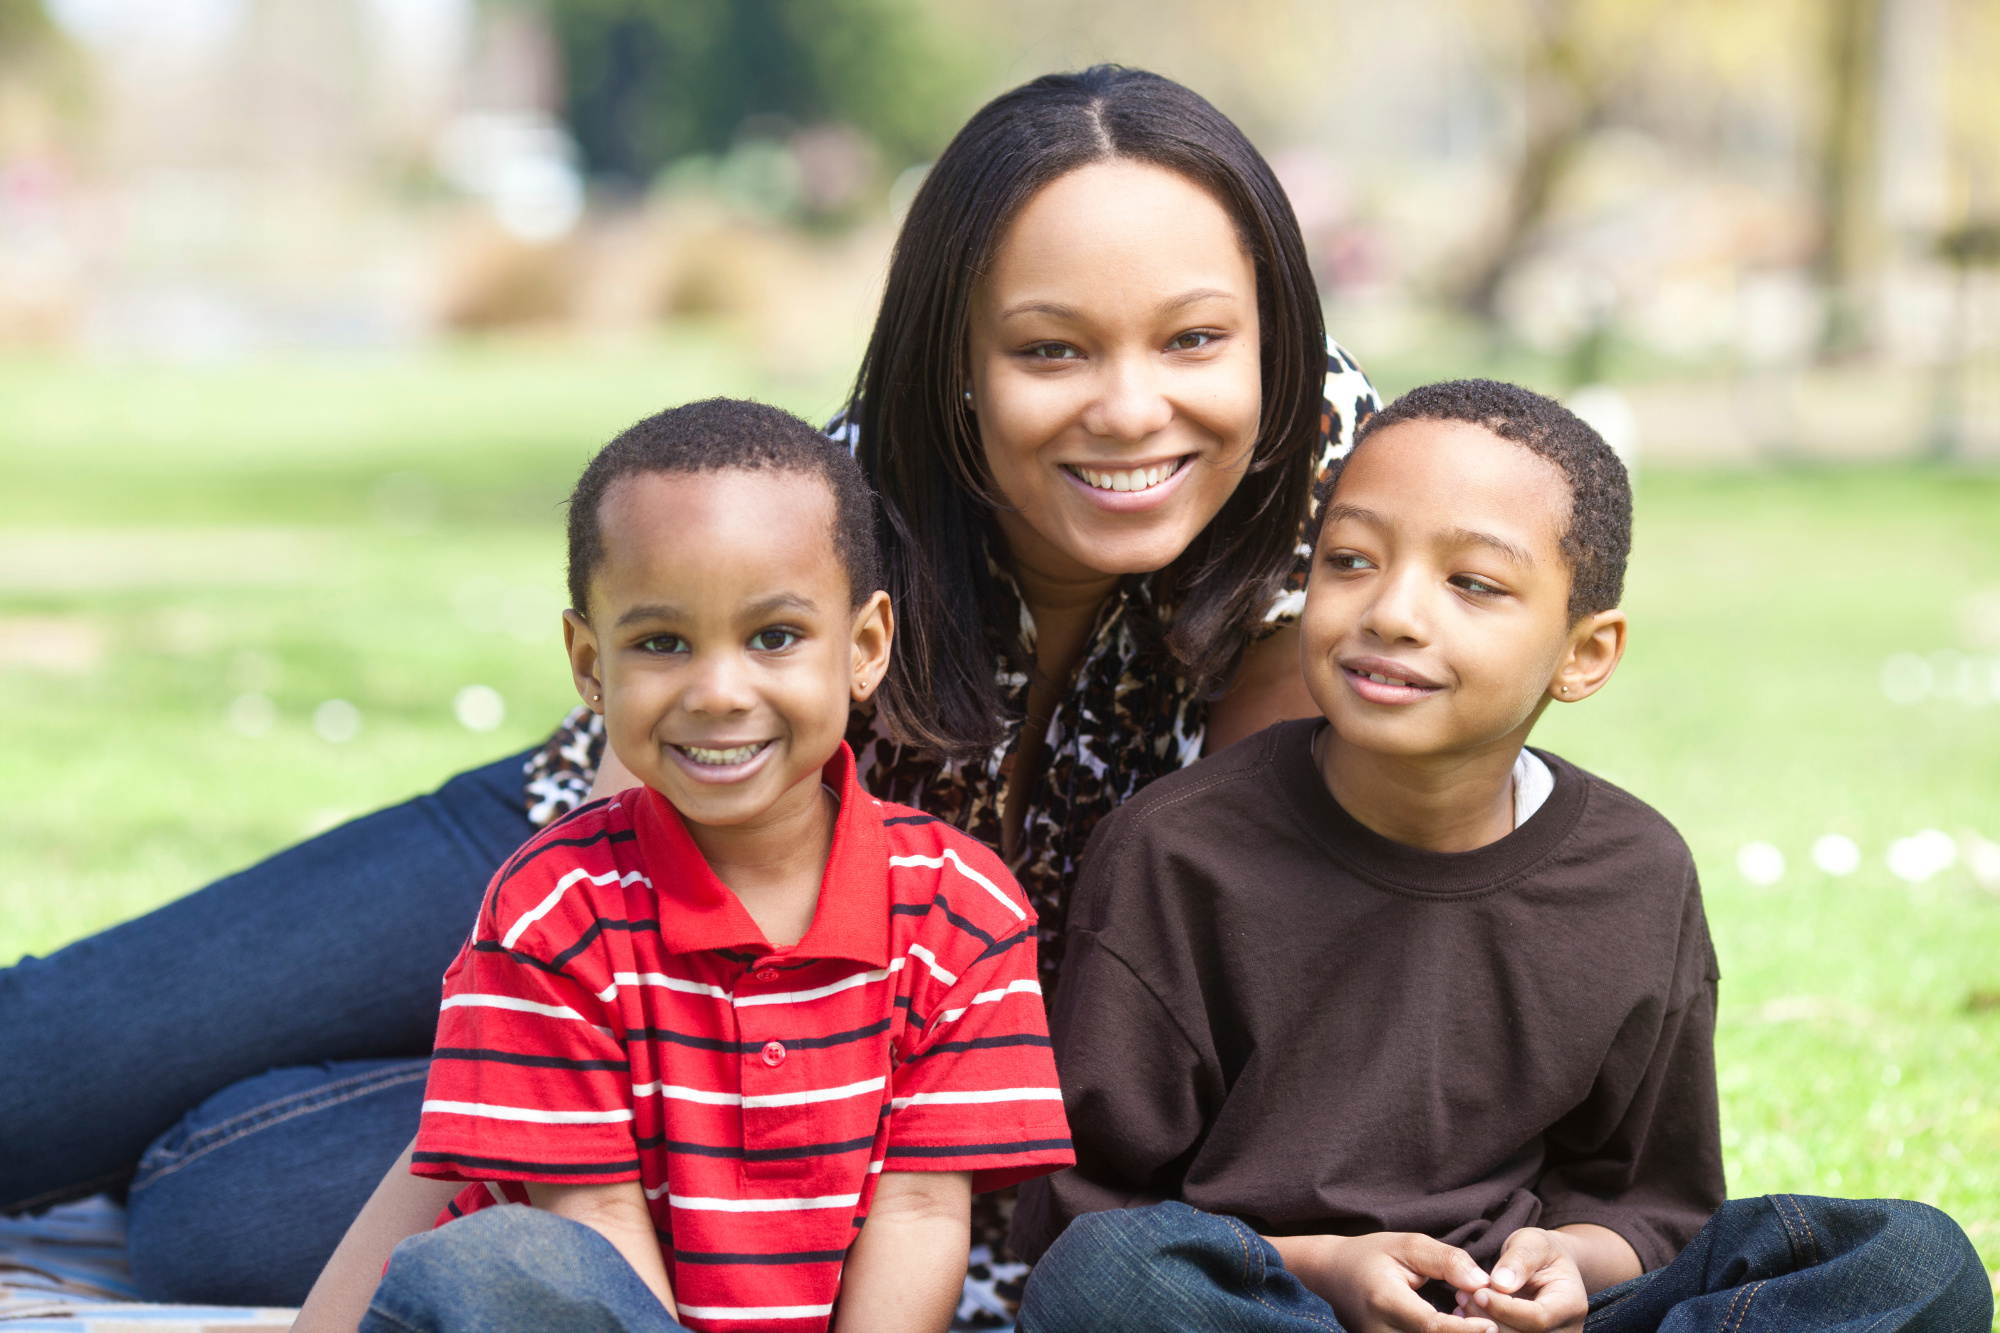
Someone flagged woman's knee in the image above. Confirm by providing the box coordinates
[126,1058,427,1306]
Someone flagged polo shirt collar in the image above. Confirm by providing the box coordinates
[632,742,889,968]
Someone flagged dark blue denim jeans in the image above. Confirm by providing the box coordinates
[364,1205,690,1333]
[0,749,539,1304]
[1017,1197,1993,1333]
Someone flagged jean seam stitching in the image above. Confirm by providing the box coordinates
[143,1058,433,1158]
[1729,1279,1767,1333]
[131,1065,431,1190]
[1230,1218,1340,1332]
[1787,1196,1821,1268]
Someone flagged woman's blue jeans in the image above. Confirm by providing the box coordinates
[0,749,540,1305]
[363,1206,689,1333]
[1016,1198,1993,1333]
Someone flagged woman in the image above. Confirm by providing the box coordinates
[0,66,1378,1305]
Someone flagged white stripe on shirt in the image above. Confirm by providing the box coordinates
[676,1304,835,1321]
[501,867,650,951]
[890,1086,1062,1111]
[421,1099,633,1125]
[935,978,1042,1025]
[654,1191,863,1212]
[888,849,1026,921]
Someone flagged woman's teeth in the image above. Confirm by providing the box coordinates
[679,742,766,765]
[1068,459,1184,492]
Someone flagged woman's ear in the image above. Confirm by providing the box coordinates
[1549,608,1627,703]
[563,609,605,713]
[850,591,894,702]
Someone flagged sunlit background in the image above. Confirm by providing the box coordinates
[1,0,1997,1300]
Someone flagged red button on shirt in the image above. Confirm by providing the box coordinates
[762,1040,786,1067]
[755,967,780,983]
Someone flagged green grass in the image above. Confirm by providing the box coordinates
[2,339,1997,1299]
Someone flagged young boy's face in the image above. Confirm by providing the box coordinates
[1301,419,1621,762]
[563,468,891,832]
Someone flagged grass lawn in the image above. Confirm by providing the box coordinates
[3,337,1998,1300]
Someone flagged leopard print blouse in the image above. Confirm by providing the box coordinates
[522,344,1380,992]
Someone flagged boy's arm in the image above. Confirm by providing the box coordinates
[292,1136,462,1333]
[833,1170,972,1333]
[525,1180,678,1321]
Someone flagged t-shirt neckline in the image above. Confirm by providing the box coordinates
[1277,719,1587,899]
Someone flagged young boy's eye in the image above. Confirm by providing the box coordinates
[751,629,799,652]
[639,634,688,654]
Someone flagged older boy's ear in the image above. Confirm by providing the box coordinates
[850,591,893,702]
[562,609,605,714]
[1550,609,1627,703]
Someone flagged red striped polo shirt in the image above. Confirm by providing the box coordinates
[411,742,1073,1332]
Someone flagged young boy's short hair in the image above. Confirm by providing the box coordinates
[1312,379,1632,621]
[565,398,883,614]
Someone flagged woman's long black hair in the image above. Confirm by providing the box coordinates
[851,65,1327,762]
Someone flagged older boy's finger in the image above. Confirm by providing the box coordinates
[1489,1230,1557,1293]
[1396,1234,1489,1292]
[1471,1287,1569,1333]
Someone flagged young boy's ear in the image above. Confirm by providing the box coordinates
[562,609,605,715]
[849,591,894,704]
[1549,609,1627,704]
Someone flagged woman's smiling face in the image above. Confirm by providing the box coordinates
[967,159,1264,583]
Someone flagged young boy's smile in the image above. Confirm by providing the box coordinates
[1301,417,1626,849]
[562,468,891,844]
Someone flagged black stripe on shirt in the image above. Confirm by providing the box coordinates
[975,927,1035,964]
[933,894,1000,949]
[469,938,574,978]
[630,1133,877,1162]
[883,1137,1073,1159]
[881,814,940,827]
[622,1017,890,1055]
[429,1047,630,1073]
[412,1151,639,1176]
[494,825,636,893]
[673,1248,851,1266]
[904,1033,1052,1062]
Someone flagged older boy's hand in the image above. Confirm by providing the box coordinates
[1453,1228,1587,1333]
[1266,1232,1499,1333]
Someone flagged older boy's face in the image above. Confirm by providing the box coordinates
[564,469,890,833]
[1302,421,1581,761]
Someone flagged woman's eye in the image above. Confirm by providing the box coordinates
[1026,342,1079,361]
[1168,330,1218,351]
[751,629,799,652]
[640,634,688,654]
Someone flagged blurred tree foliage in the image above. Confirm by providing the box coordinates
[543,0,978,182]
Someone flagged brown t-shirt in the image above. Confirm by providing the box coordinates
[1010,718,1724,1275]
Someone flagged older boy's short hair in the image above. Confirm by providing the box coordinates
[1311,379,1632,621]
[566,398,882,616]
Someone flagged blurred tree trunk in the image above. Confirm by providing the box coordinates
[1456,0,1606,325]
[1816,0,1884,358]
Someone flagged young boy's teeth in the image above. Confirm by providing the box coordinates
[682,742,764,765]
[1072,460,1179,492]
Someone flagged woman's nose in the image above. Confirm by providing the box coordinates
[1081,354,1174,444]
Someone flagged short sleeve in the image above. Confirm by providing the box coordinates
[411,924,639,1185]
[885,918,1073,1193]
[1255,339,1383,635]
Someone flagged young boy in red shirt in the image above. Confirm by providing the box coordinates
[299,399,1071,1333]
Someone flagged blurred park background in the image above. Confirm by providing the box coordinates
[0,0,1997,1298]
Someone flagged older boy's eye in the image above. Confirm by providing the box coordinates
[1326,551,1374,572]
[751,629,799,652]
[1453,575,1503,596]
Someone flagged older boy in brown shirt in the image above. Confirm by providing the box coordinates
[1013,382,1990,1333]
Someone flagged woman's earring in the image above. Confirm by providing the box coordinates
[962,389,974,408]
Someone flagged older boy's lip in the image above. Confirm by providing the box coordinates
[1341,657,1443,690]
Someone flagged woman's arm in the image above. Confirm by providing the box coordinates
[834,1170,972,1333]
[292,1136,461,1333]
[524,1180,679,1320]
[1204,622,1319,754]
